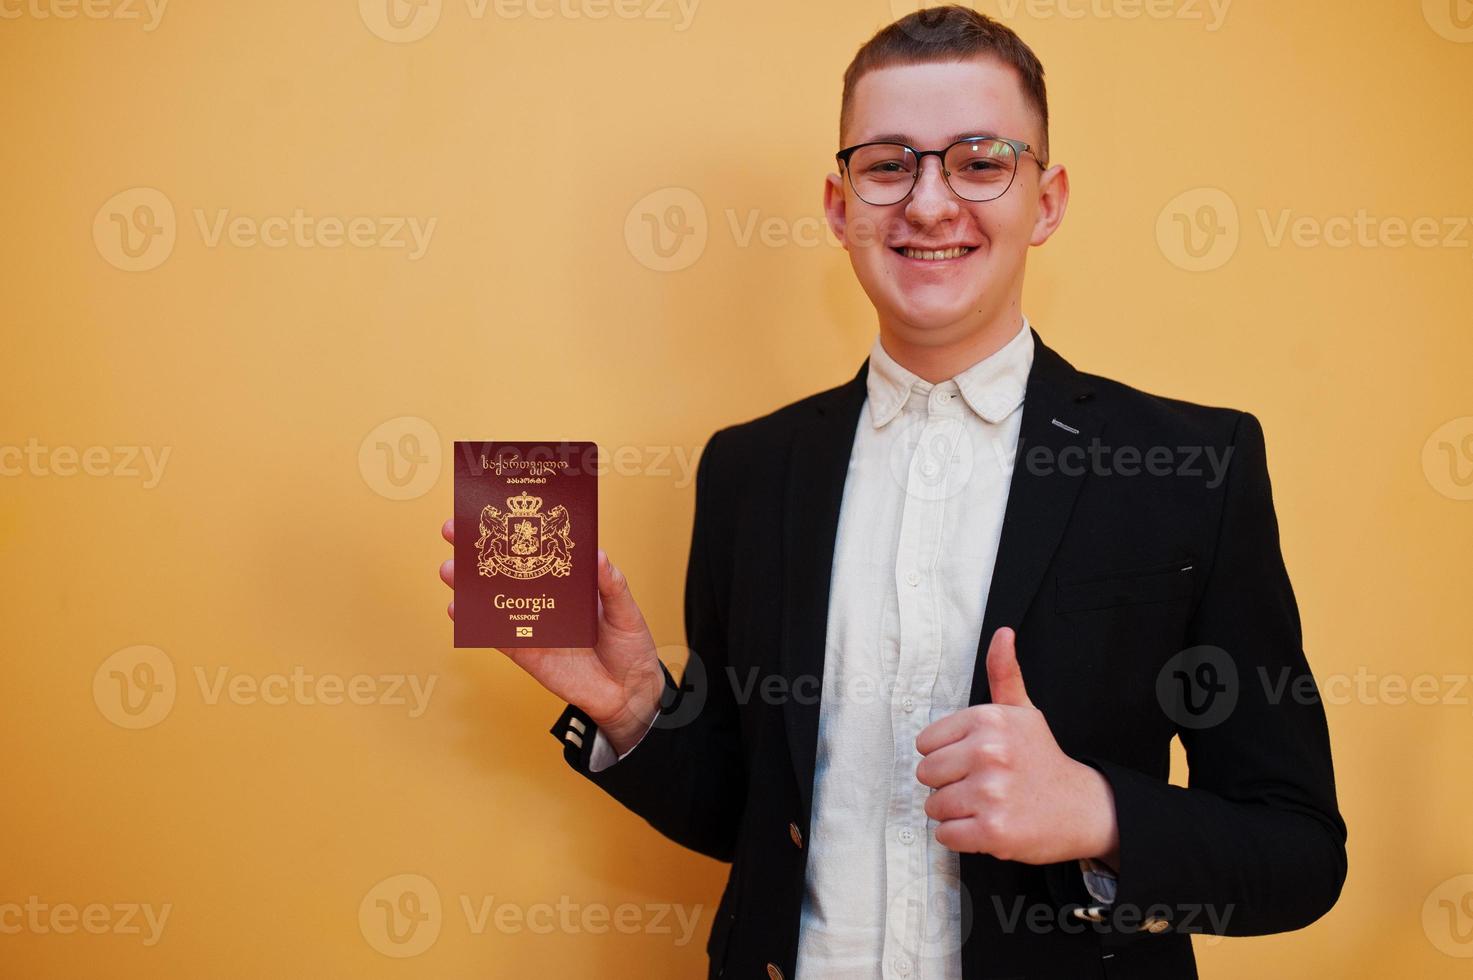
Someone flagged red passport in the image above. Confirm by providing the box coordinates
[453,441,598,648]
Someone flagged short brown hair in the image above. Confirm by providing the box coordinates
[839,5,1050,164]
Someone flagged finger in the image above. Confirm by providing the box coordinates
[442,517,454,545]
[597,550,646,633]
[440,558,454,589]
[933,815,990,855]
[447,599,455,621]
[916,738,1000,789]
[916,706,985,756]
[922,781,977,823]
[986,627,1033,708]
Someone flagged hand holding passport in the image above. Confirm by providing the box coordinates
[439,442,663,754]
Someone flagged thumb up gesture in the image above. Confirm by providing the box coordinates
[915,627,1120,867]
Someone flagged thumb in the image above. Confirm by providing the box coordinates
[597,549,646,633]
[985,627,1033,708]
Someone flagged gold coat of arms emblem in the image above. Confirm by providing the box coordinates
[475,492,574,580]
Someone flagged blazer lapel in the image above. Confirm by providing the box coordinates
[968,329,1103,706]
[778,361,868,823]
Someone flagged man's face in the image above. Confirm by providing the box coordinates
[825,58,1067,346]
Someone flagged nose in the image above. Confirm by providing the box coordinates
[904,155,960,227]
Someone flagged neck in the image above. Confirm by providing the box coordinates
[877,304,1025,384]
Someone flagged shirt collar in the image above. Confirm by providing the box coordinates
[865,315,1034,428]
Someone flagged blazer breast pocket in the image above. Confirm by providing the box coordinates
[1055,556,1198,614]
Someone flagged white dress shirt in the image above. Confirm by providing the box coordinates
[793,317,1032,979]
[590,315,1112,976]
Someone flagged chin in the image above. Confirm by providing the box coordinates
[885,294,986,334]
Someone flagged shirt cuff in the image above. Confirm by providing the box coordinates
[1078,858,1118,906]
[587,717,655,773]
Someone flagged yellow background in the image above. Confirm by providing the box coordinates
[2,0,1471,976]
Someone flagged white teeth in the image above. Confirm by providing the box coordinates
[901,246,971,261]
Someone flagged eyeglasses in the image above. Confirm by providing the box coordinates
[835,136,1047,206]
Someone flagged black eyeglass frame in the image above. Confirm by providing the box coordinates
[834,136,1048,205]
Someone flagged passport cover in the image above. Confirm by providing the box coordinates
[454,441,598,648]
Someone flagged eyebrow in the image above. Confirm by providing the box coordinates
[860,131,1000,145]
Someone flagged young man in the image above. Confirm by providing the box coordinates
[441,7,1346,977]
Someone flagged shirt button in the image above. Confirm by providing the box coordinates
[892,956,912,976]
[905,570,920,587]
[898,827,916,845]
[920,461,937,477]
[901,696,915,712]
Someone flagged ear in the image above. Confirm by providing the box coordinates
[823,171,849,248]
[1029,163,1070,247]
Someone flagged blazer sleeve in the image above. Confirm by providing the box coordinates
[547,428,746,862]
[1078,411,1348,935]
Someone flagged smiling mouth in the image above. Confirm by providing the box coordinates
[892,246,975,261]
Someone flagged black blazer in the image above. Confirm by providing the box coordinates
[551,329,1347,979]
